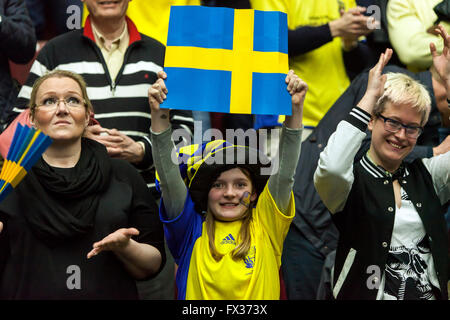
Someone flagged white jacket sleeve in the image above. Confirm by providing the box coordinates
[421,150,450,206]
[314,107,370,214]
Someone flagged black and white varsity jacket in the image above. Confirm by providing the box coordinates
[314,107,449,300]
[10,15,194,190]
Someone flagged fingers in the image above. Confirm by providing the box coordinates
[366,48,392,101]
[124,228,140,237]
[435,24,449,42]
[374,48,392,73]
[149,78,168,109]
[285,69,295,83]
[287,74,299,94]
[383,48,393,66]
[87,247,101,259]
[290,79,308,95]
[158,70,167,80]
[432,25,450,54]
[0,221,3,233]
[87,228,138,259]
[379,74,387,95]
[100,131,124,142]
[348,6,367,14]
[84,124,104,135]
[286,72,308,98]
[344,8,370,25]
[96,140,119,149]
[90,133,124,147]
[105,128,122,137]
[430,42,438,58]
[96,132,136,159]
[106,146,122,157]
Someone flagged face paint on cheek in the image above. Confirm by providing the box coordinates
[239,191,251,208]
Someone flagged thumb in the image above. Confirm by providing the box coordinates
[0,221,3,233]
[158,70,167,80]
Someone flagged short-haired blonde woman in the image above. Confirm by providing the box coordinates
[314,35,449,301]
[0,70,165,299]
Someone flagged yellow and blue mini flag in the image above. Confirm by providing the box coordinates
[0,124,52,202]
[163,5,291,115]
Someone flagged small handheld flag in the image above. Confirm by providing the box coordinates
[164,5,291,115]
[0,124,52,202]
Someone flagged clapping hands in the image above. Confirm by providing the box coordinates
[358,48,393,114]
[430,25,450,91]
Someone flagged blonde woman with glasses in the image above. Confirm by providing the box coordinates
[314,26,450,300]
[0,70,165,299]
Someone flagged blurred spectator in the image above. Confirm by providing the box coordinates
[251,0,375,143]
[0,0,36,131]
[99,0,200,45]
[7,1,83,109]
[25,0,82,40]
[387,0,450,71]
[343,0,406,80]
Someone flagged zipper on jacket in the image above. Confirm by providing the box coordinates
[84,31,141,98]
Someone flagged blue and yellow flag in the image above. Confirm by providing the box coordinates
[0,124,52,202]
[163,6,291,115]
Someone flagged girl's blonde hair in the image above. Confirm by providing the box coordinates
[28,69,93,119]
[374,73,431,126]
[206,167,255,262]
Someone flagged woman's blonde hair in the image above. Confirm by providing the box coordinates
[28,69,93,119]
[205,167,255,262]
[373,73,431,126]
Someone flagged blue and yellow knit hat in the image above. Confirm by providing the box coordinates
[156,140,271,213]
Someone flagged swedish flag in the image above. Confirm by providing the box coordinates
[163,6,291,115]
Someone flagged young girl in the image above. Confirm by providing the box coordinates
[148,70,306,299]
[314,27,449,300]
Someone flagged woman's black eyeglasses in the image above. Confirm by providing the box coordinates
[377,114,423,139]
